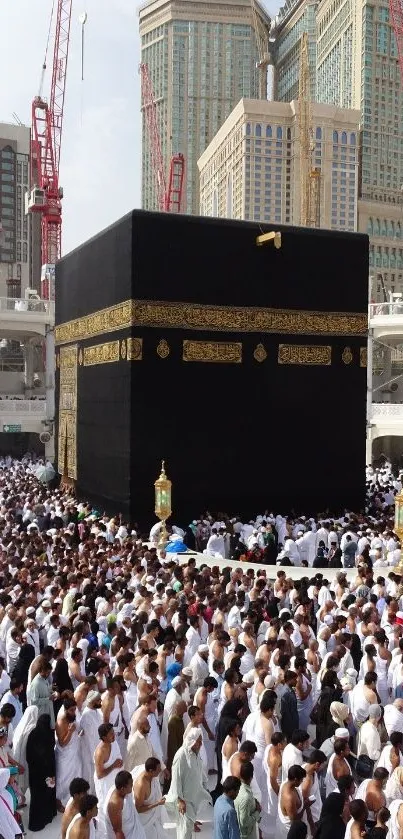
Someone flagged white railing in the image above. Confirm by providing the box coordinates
[0,399,46,415]
[0,297,54,317]
[369,302,403,317]
[372,402,403,419]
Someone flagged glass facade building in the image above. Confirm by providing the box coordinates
[273,0,403,295]
[0,125,32,298]
[139,0,271,215]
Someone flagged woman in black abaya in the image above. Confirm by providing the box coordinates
[52,653,73,716]
[12,643,35,709]
[26,714,57,832]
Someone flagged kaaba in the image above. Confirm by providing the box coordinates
[55,211,368,526]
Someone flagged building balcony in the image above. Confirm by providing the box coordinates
[0,397,47,434]
[0,297,55,339]
[372,402,403,420]
[369,301,403,341]
[369,401,403,450]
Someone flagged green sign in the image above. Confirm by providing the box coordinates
[3,425,21,433]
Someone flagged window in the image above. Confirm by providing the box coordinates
[316,127,322,139]
[255,124,262,137]
[374,218,380,235]
[212,189,218,217]
[350,133,356,145]
[276,126,282,139]
[226,173,233,219]
[266,125,272,137]
[341,132,347,144]
[333,131,338,143]
[246,123,251,135]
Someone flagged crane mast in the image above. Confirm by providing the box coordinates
[27,0,72,298]
[140,63,184,213]
[298,32,321,227]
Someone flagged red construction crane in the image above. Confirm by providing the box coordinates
[27,0,73,298]
[140,63,185,213]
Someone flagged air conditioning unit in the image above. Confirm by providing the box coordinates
[25,187,45,215]
[24,288,39,301]
[39,431,51,444]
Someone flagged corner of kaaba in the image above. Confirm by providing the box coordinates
[54,211,369,527]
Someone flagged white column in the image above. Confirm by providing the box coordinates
[45,327,55,422]
[366,280,374,464]
[44,328,55,461]
[24,341,35,397]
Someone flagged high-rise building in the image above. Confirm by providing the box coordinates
[273,0,403,296]
[271,0,317,102]
[198,98,360,230]
[0,123,34,298]
[316,0,403,297]
[139,0,271,215]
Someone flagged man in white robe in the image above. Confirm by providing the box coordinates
[185,619,202,664]
[302,528,317,567]
[165,728,211,839]
[189,647,209,694]
[161,678,185,761]
[104,769,146,839]
[55,699,82,808]
[384,700,403,737]
[148,708,165,768]
[132,758,167,839]
[79,692,102,794]
[357,704,382,762]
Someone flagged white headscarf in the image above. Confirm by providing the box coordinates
[0,768,21,839]
[183,726,203,767]
[12,705,38,793]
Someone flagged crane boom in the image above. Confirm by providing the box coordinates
[140,63,185,213]
[50,0,73,174]
[140,63,167,212]
[27,0,72,298]
[166,154,185,213]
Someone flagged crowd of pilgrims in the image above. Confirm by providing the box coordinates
[0,457,402,838]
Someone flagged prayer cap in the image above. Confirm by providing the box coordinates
[335,728,349,739]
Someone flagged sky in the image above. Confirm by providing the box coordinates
[0,0,141,256]
[0,0,275,257]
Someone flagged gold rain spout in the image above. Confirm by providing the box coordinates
[256,231,282,249]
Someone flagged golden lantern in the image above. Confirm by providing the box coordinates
[154,460,172,549]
